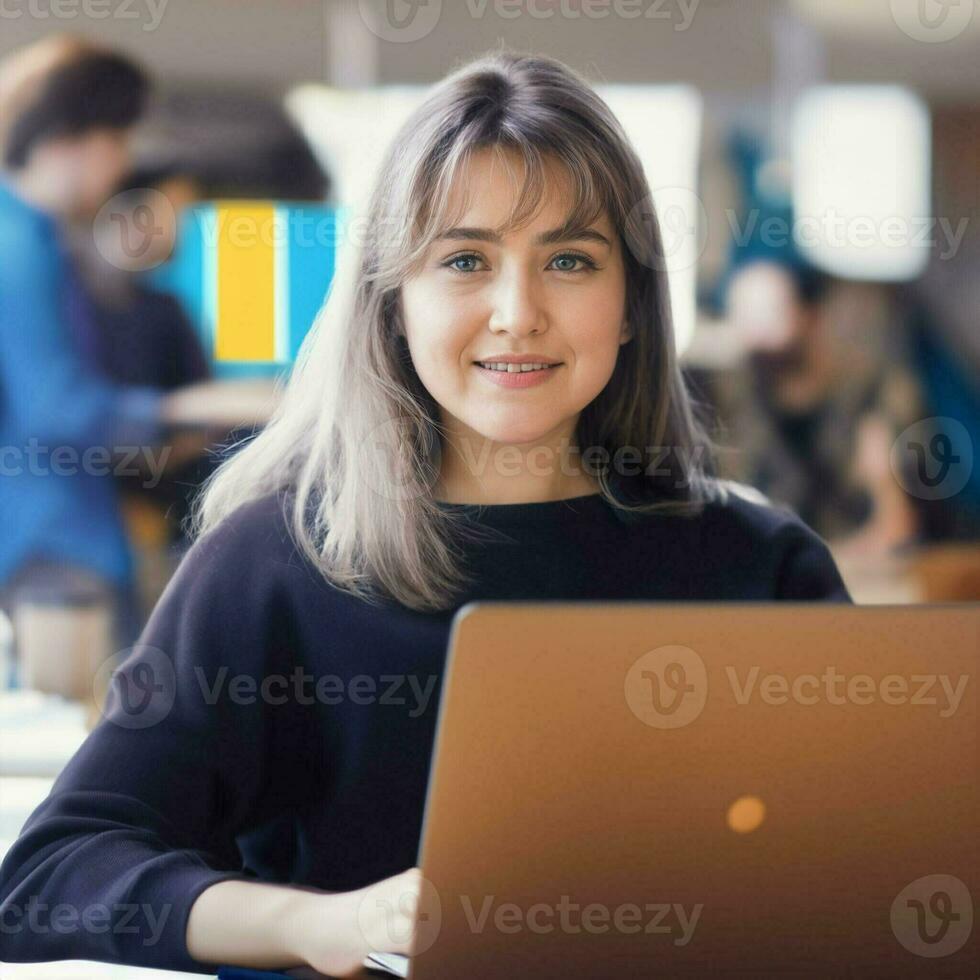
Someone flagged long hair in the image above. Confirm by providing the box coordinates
[192,49,722,612]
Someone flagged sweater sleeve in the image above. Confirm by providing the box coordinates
[0,510,287,973]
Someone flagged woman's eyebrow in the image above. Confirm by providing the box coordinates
[436,226,612,248]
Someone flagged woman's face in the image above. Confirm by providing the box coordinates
[399,149,630,453]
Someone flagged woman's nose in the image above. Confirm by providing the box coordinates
[488,267,546,337]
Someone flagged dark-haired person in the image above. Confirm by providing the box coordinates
[718,257,923,550]
[0,51,850,977]
[67,164,217,548]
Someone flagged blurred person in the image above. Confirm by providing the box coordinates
[0,37,275,661]
[67,164,220,548]
[0,51,848,977]
[77,163,208,383]
[717,257,923,552]
[0,35,161,652]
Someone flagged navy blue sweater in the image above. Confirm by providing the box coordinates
[0,487,850,973]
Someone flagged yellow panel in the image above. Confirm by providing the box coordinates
[215,204,276,361]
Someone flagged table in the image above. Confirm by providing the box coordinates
[0,963,211,979]
[0,690,88,777]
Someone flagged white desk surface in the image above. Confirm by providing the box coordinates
[0,690,88,777]
[0,963,214,979]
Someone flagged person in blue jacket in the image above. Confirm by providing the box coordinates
[0,49,851,978]
[0,36,165,646]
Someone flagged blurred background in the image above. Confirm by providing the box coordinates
[0,0,977,869]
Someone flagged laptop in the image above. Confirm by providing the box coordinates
[394,603,979,978]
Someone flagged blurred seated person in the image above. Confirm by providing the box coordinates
[714,257,924,557]
[78,164,209,389]
[67,164,225,546]
[0,36,276,655]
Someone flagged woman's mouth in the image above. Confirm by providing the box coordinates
[473,361,562,389]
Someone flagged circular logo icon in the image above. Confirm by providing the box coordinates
[623,188,708,274]
[890,417,973,501]
[93,188,176,272]
[625,644,708,730]
[94,645,176,730]
[355,415,442,503]
[358,0,443,43]
[357,869,442,957]
[891,874,973,957]
[890,0,975,43]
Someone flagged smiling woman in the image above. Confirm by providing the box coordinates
[195,48,722,613]
[0,49,850,980]
[400,149,633,502]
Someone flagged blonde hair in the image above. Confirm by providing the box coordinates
[192,49,721,612]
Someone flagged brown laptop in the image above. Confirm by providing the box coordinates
[406,603,978,978]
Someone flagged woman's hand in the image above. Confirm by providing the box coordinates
[288,867,423,978]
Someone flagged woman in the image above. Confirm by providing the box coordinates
[0,51,849,977]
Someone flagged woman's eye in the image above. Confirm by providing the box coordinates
[443,253,484,274]
[441,251,597,274]
[550,252,597,273]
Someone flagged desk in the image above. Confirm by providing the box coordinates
[0,963,212,979]
[0,964,360,979]
[0,691,87,777]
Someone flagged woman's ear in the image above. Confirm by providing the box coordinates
[619,320,633,344]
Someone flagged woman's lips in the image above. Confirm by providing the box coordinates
[473,363,562,388]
